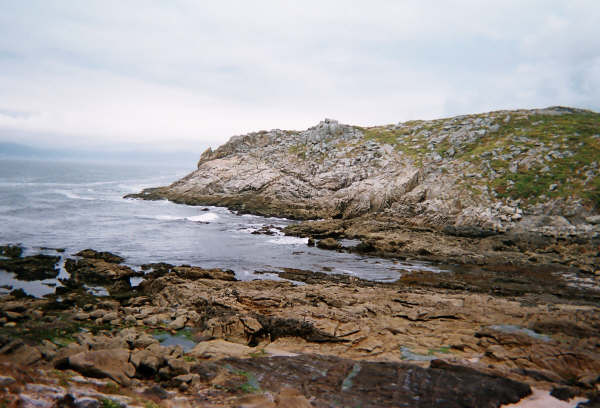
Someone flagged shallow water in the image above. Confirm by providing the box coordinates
[0,158,447,296]
[153,330,197,352]
[488,325,552,342]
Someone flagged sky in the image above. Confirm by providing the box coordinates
[0,0,599,154]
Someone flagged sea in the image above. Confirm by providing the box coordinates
[0,157,445,296]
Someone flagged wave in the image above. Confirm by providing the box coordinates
[187,213,219,222]
[154,215,185,221]
[54,190,96,200]
[266,236,309,245]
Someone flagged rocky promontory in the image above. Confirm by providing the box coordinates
[127,107,600,271]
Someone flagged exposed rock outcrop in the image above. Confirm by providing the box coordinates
[1,247,599,406]
[127,107,600,270]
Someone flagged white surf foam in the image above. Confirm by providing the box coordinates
[267,236,309,245]
[187,213,219,222]
[154,215,185,221]
[55,190,96,200]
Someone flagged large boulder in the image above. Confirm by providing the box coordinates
[65,258,138,284]
[172,266,236,281]
[316,238,342,250]
[192,354,531,408]
[66,348,135,385]
[187,340,255,360]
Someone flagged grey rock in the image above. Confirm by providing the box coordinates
[0,375,16,386]
[128,107,598,245]
[18,394,52,408]
[586,215,600,225]
[73,397,101,408]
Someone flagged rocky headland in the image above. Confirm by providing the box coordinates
[127,106,599,273]
[2,107,600,407]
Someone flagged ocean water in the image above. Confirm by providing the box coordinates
[0,158,444,296]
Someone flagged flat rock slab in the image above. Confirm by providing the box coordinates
[192,354,531,408]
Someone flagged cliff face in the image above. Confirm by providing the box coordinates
[132,107,599,240]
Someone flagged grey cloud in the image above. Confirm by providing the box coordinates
[0,0,598,151]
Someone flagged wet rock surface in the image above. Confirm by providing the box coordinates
[0,253,60,281]
[141,263,237,281]
[75,249,125,264]
[65,258,139,284]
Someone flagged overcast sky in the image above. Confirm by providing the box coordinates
[0,1,598,153]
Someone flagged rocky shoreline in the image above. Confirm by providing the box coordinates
[2,106,599,407]
[126,107,600,273]
[0,245,599,407]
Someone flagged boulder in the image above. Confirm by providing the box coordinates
[65,258,138,284]
[187,340,255,360]
[66,348,135,385]
[75,249,125,264]
[168,316,187,330]
[193,354,531,408]
[316,238,341,250]
[0,244,23,258]
[172,266,237,281]
[131,349,163,377]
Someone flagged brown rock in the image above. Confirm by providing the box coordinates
[240,316,263,333]
[65,258,137,284]
[75,249,124,263]
[172,265,237,281]
[134,333,158,349]
[72,312,90,321]
[187,340,255,360]
[168,316,187,330]
[12,345,42,365]
[66,348,135,385]
[131,349,163,376]
[316,238,341,250]
[275,387,313,408]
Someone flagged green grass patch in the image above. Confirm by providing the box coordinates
[458,110,600,206]
[288,144,307,160]
[100,398,121,408]
[248,348,267,358]
[428,346,452,355]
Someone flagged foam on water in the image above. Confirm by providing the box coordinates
[54,190,96,200]
[154,215,185,221]
[187,213,219,222]
[267,236,309,245]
